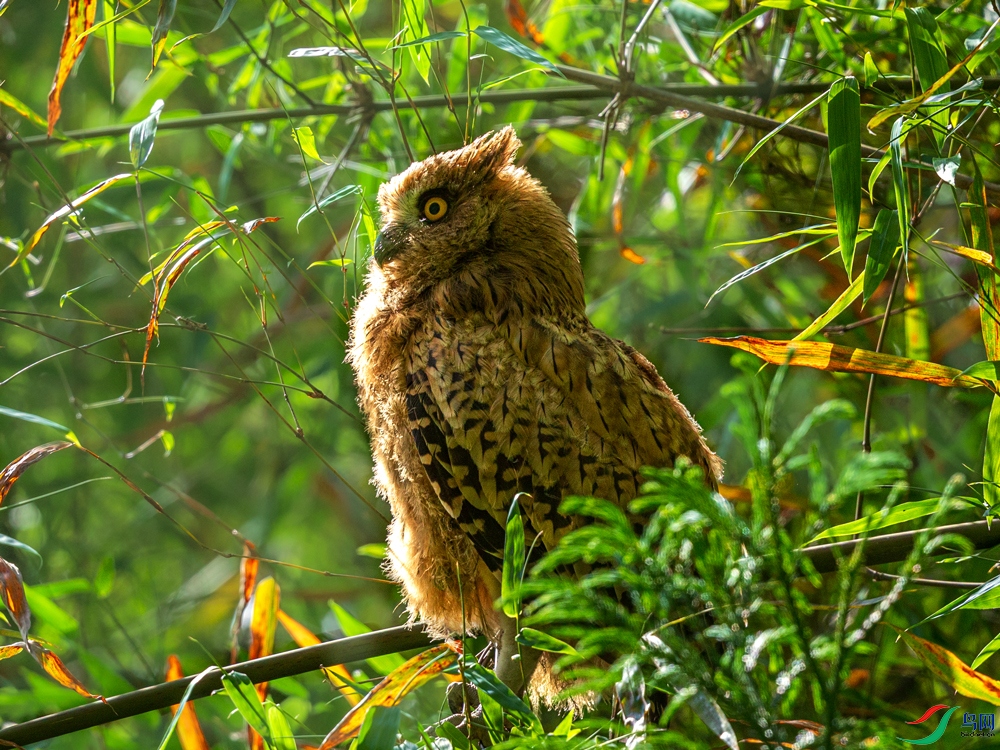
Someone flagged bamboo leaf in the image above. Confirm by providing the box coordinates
[221,671,272,743]
[698,336,985,388]
[502,494,526,618]
[985,396,1000,513]
[828,77,861,274]
[516,627,578,655]
[151,0,178,67]
[472,26,562,75]
[863,209,900,305]
[296,184,362,231]
[47,0,98,136]
[329,602,406,675]
[889,117,911,251]
[973,631,1000,670]
[806,496,968,543]
[159,660,214,750]
[895,627,1000,705]
[129,99,164,169]
[793,271,864,341]
[211,0,238,33]
[460,660,538,727]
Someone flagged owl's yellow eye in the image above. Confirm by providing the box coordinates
[422,196,448,222]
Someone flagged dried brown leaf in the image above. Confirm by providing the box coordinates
[47,0,98,135]
[0,442,73,507]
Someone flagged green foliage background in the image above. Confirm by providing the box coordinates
[1,0,1000,746]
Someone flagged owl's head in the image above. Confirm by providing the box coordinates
[372,127,583,309]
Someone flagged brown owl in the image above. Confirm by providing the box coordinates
[347,127,721,702]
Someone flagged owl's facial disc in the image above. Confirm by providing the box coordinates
[374,188,456,267]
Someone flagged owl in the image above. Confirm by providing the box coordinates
[347,127,720,702]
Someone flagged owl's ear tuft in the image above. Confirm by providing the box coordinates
[468,127,521,175]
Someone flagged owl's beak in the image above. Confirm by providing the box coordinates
[373,224,405,266]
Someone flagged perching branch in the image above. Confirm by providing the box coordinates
[0,518,996,747]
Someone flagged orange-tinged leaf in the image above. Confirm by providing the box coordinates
[503,0,545,46]
[699,336,986,388]
[0,643,24,660]
[231,542,258,663]
[248,576,279,703]
[931,240,999,273]
[277,609,361,706]
[166,655,210,750]
[895,627,1000,705]
[0,559,31,641]
[28,642,102,700]
[13,174,131,267]
[142,217,279,377]
[47,0,98,135]
[620,247,645,265]
[0,442,74,507]
[318,642,462,749]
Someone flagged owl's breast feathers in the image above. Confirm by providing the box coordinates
[400,280,721,571]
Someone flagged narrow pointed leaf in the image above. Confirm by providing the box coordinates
[221,671,272,742]
[864,209,900,304]
[828,77,861,274]
[0,559,31,641]
[699,336,985,387]
[793,271,865,341]
[296,184,362,231]
[161,657,211,750]
[47,0,98,135]
[0,442,75,507]
[277,609,361,705]
[0,89,48,129]
[329,602,406,675]
[516,627,578,655]
[151,0,178,67]
[973,631,1000,670]
[27,642,102,700]
[318,642,461,749]
[502,494,526,618]
[129,99,164,169]
[806,496,968,543]
[266,702,298,750]
[356,705,401,750]
[211,0,238,32]
[895,627,1000,705]
[472,26,562,75]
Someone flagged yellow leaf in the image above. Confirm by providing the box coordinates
[895,627,1000,705]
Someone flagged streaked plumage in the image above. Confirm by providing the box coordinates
[348,128,720,701]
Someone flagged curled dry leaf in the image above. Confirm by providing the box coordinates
[47,0,98,135]
[0,441,74,506]
[699,336,987,389]
[27,642,102,701]
[318,642,462,749]
[276,609,361,706]
[0,558,30,641]
[141,217,279,377]
[0,643,25,660]
[166,655,210,750]
[231,541,258,663]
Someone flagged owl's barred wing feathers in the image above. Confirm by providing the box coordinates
[405,312,720,571]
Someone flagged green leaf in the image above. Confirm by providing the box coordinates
[501,494,526,618]
[296,184,362,231]
[308,259,353,269]
[806,496,967,544]
[460,660,538,727]
[905,8,949,92]
[392,30,465,48]
[356,543,387,559]
[357,705,401,750]
[985,396,1000,513]
[863,52,878,88]
[436,720,473,749]
[516,627,578,655]
[889,117,911,250]
[266,702,297,750]
[962,361,1000,383]
[211,0,238,33]
[157,666,219,750]
[292,126,324,163]
[792,269,865,341]
[472,26,562,75]
[713,5,769,51]
[221,671,272,743]
[0,405,72,437]
[129,99,164,169]
[863,209,900,305]
[932,155,961,187]
[828,77,861,274]
[151,0,178,67]
[973,630,1000,670]
[0,535,42,567]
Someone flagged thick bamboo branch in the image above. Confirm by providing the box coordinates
[0,519,997,747]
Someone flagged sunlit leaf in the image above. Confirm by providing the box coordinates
[0,406,73,439]
[356,705,400,750]
[292,126,325,163]
[793,271,864,341]
[515,627,578,656]
[297,185,362,231]
[932,156,961,187]
[276,609,361,705]
[129,99,164,169]
[973,631,1000,670]
[0,535,42,567]
[0,88,48,129]
[827,77,861,274]
[0,559,31,641]
[460,660,538,727]
[13,173,131,265]
[931,240,998,273]
[318,642,461,749]
[699,336,986,388]
[47,0,98,135]
[985,396,1000,515]
[221,671,272,743]
[248,577,280,703]
[151,0,178,67]
[392,30,465,48]
[889,118,911,251]
[162,656,210,750]
[502,494,525,618]
[329,602,406,675]
[0,442,75,507]
[28,641,102,700]
[266,702,297,750]
[863,209,900,305]
[472,26,562,75]
[806,496,968,543]
[895,627,1000,705]
[863,52,878,88]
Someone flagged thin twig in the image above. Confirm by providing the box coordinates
[866,568,982,589]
